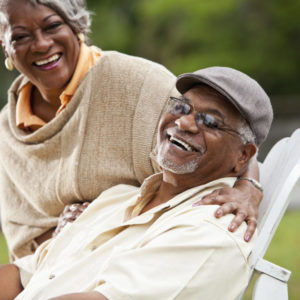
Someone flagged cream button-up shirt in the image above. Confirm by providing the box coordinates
[14,174,255,300]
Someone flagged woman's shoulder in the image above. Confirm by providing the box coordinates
[0,74,27,118]
[8,74,30,96]
[93,50,175,79]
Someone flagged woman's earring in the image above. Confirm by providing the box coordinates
[77,33,85,43]
[5,56,14,71]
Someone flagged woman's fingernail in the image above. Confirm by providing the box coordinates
[245,235,250,242]
[192,202,199,207]
[229,225,236,231]
[216,210,222,217]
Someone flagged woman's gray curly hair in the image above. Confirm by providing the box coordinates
[0,0,91,42]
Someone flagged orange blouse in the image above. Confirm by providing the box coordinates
[16,43,101,131]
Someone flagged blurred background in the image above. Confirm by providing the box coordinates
[0,0,299,299]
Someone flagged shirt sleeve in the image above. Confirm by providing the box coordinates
[94,211,252,300]
[14,254,36,288]
[13,238,52,288]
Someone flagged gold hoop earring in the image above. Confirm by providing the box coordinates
[5,56,14,71]
[77,33,85,43]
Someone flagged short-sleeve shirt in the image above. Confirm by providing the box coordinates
[14,175,255,300]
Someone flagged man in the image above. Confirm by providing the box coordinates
[0,67,273,300]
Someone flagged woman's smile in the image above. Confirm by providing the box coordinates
[5,0,80,96]
[33,53,62,69]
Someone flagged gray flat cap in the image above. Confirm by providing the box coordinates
[176,66,273,146]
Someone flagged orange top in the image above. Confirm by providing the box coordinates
[16,43,101,131]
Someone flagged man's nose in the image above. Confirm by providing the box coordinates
[30,31,53,53]
[175,113,199,133]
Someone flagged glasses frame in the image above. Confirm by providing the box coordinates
[167,97,248,142]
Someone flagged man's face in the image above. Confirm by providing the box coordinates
[157,85,246,183]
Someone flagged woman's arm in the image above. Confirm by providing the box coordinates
[194,157,262,242]
[35,202,91,245]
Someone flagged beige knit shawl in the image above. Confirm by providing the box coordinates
[0,50,176,259]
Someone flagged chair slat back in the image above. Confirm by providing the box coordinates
[238,129,300,300]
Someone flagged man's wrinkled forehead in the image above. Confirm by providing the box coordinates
[183,84,243,121]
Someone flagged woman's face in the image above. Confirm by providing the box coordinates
[3,0,80,92]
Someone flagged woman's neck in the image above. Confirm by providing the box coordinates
[31,86,62,122]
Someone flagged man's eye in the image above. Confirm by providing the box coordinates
[202,114,219,128]
[172,103,190,114]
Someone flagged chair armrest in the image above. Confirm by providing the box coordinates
[255,258,291,282]
[252,258,291,300]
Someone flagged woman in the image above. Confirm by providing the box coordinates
[0,0,262,260]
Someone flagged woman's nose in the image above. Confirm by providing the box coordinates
[175,113,199,133]
[30,31,53,53]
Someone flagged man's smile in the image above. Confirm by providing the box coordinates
[166,128,205,155]
[169,135,195,152]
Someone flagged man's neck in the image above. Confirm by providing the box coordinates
[140,169,235,214]
[140,171,209,214]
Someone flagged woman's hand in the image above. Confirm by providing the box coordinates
[53,202,90,237]
[193,179,262,242]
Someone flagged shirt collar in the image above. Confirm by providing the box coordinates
[125,173,237,220]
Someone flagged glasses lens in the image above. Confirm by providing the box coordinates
[167,98,191,115]
[196,112,219,129]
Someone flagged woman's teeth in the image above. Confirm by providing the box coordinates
[35,54,61,66]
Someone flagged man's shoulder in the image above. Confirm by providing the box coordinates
[161,204,254,258]
[88,184,140,211]
[100,184,140,198]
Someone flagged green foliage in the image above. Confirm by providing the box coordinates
[86,0,300,96]
[0,232,8,264]
[1,0,299,106]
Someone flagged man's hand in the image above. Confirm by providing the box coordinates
[53,202,90,237]
[193,179,262,242]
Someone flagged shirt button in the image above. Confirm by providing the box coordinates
[49,274,55,280]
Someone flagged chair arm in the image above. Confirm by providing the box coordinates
[252,258,291,300]
[255,258,291,282]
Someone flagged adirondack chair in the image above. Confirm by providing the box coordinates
[239,129,300,300]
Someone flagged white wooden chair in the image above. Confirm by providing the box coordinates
[240,128,300,300]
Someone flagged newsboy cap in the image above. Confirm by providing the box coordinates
[176,67,273,146]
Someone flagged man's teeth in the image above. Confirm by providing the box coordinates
[35,54,60,66]
[170,136,193,152]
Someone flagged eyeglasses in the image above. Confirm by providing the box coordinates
[167,97,247,141]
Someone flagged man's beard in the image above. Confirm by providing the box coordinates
[157,146,203,175]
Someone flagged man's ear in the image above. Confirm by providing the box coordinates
[233,143,257,175]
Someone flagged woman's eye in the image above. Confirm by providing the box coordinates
[45,22,62,31]
[12,34,27,42]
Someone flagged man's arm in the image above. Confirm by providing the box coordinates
[49,292,107,300]
[0,264,23,300]
[195,157,262,241]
